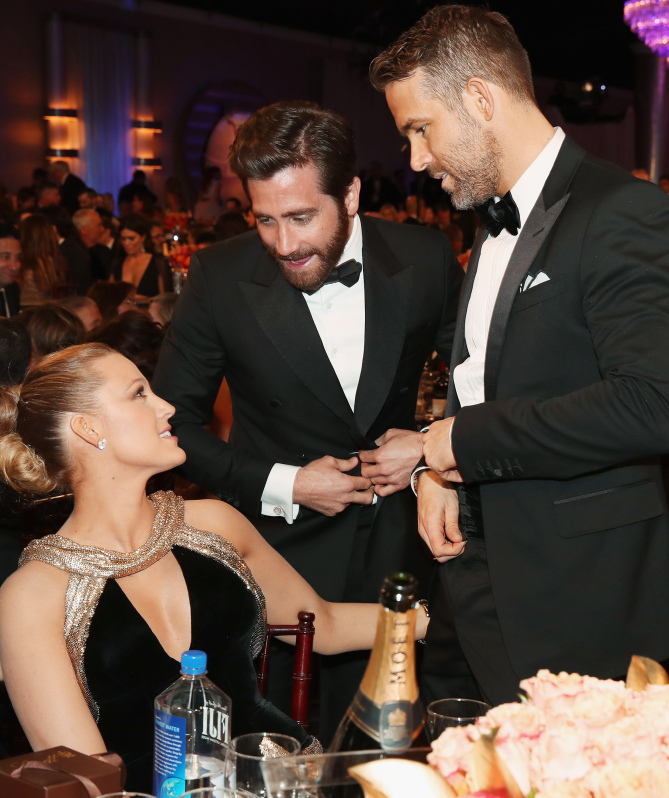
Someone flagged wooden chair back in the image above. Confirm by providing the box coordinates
[257,611,315,729]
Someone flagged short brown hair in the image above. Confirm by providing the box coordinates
[369,5,535,110]
[228,101,357,203]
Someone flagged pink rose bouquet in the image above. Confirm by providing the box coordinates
[428,660,669,798]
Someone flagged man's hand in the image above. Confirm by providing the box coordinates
[293,456,374,516]
[423,417,463,481]
[417,470,466,562]
[359,429,424,497]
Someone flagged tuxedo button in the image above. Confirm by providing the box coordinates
[270,399,281,408]
[273,506,283,516]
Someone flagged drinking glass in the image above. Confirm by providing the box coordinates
[261,748,431,798]
[182,788,256,798]
[99,793,156,797]
[227,733,300,797]
[426,698,491,739]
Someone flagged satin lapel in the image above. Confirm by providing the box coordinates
[353,219,412,439]
[238,252,354,425]
[445,227,486,417]
[484,191,570,401]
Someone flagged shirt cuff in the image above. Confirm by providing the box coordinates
[261,463,301,524]
[410,466,432,496]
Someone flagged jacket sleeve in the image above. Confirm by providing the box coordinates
[452,180,669,483]
[151,252,274,515]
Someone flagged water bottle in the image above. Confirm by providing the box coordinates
[153,650,232,798]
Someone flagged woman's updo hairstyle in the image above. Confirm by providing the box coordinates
[0,343,114,494]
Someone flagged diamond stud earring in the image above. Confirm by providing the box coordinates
[97,438,107,450]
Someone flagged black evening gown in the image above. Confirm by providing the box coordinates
[84,546,311,792]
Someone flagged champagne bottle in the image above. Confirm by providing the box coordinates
[330,572,427,754]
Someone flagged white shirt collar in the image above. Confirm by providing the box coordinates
[504,127,565,228]
[338,212,363,267]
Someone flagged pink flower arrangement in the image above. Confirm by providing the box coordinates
[428,668,669,798]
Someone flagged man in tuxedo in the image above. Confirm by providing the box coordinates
[152,101,462,738]
[0,225,21,317]
[49,161,87,216]
[371,4,669,706]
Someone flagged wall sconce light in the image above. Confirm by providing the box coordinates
[44,107,80,159]
[131,118,162,169]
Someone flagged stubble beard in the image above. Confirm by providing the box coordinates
[267,202,351,293]
[429,113,503,210]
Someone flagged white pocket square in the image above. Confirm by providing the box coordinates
[520,271,550,292]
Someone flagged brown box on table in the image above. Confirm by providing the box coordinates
[0,746,125,797]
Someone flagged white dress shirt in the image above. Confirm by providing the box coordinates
[452,128,565,408]
[261,214,365,523]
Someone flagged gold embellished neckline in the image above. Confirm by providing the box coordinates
[19,490,268,721]
[53,496,167,563]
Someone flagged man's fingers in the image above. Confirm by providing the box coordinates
[349,475,373,491]
[360,461,386,479]
[333,456,359,471]
[348,487,375,505]
[374,483,400,497]
[434,540,467,562]
[358,449,377,463]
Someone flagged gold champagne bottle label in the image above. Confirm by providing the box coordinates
[349,606,423,751]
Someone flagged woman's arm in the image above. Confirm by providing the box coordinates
[0,563,106,753]
[184,501,428,655]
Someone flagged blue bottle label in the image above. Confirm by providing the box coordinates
[153,707,187,798]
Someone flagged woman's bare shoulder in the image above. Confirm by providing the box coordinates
[183,498,261,557]
[0,561,69,623]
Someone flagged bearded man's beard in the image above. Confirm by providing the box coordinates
[267,202,350,293]
[428,112,502,210]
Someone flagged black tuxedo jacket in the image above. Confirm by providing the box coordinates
[447,137,669,679]
[153,215,462,601]
[0,283,20,317]
[60,173,87,216]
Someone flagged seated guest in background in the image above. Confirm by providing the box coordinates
[194,230,217,249]
[403,195,422,225]
[18,302,86,361]
[15,188,36,216]
[118,170,156,218]
[0,320,31,591]
[77,188,101,211]
[31,168,48,192]
[0,344,426,790]
[213,211,249,241]
[111,214,169,300]
[379,202,399,222]
[49,160,87,216]
[149,220,166,254]
[225,196,242,213]
[148,292,179,330]
[165,177,189,213]
[0,224,21,317]
[88,280,136,325]
[87,215,124,281]
[18,215,67,305]
[36,182,60,210]
[42,205,93,295]
[194,166,224,223]
[89,309,165,381]
[62,295,102,332]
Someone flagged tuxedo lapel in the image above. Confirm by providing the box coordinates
[353,218,412,439]
[444,227,486,417]
[483,137,586,402]
[239,252,354,425]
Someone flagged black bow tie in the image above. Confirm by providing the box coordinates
[475,191,521,237]
[324,258,362,287]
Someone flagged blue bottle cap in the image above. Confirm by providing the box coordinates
[181,650,207,675]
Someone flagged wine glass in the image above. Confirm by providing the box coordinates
[227,733,300,797]
[426,698,491,739]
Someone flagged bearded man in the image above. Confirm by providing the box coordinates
[152,100,462,739]
[371,5,669,706]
